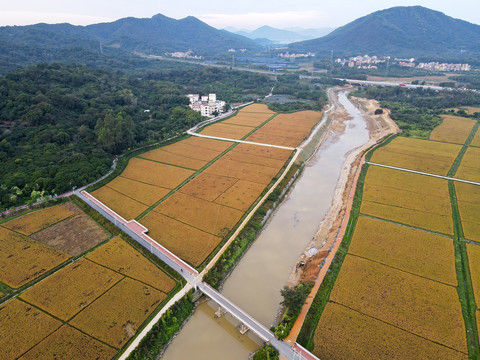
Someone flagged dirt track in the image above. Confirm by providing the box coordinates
[286,90,400,286]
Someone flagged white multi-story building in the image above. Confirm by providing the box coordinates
[187,93,226,117]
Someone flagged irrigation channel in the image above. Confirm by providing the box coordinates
[161,90,370,359]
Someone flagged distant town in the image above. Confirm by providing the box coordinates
[335,54,471,71]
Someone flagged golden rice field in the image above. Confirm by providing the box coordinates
[2,204,75,235]
[466,243,480,307]
[361,167,453,234]
[429,115,476,145]
[121,157,194,188]
[471,128,480,147]
[215,179,266,211]
[106,176,170,205]
[349,216,457,285]
[140,147,207,170]
[369,137,461,176]
[19,325,116,360]
[179,172,238,202]
[70,277,166,348]
[156,137,232,162]
[205,157,280,184]
[186,136,233,152]
[455,146,480,183]
[20,258,123,321]
[86,237,176,293]
[222,109,273,127]
[0,298,62,360]
[330,255,466,353]
[312,302,467,360]
[224,146,287,169]
[91,186,149,220]
[233,142,292,161]
[154,192,243,236]
[200,122,255,140]
[0,226,70,288]
[238,103,275,114]
[141,211,221,267]
[246,110,322,147]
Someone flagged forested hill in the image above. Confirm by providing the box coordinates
[0,14,258,75]
[289,6,480,58]
[0,63,203,210]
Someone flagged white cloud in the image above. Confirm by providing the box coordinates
[0,11,114,26]
[198,10,327,30]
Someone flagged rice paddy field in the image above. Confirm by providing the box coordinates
[0,201,178,359]
[429,115,476,145]
[83,104,319,268]
[305,111,480,359]
[369,136,461,176]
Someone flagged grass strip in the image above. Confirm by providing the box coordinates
[448,121,480,178]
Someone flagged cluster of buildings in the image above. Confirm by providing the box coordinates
[187,93,226,117]
[335,55,386,68]
[278,51,315,58]
[165,51,202,59]
[335,54,471,72]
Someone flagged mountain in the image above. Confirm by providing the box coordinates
[232,25,333,44]
[0,14,260,74]
[289,6,480,57]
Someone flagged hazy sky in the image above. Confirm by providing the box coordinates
[2,0,479,29]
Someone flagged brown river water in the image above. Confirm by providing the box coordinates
[162,90,369,359]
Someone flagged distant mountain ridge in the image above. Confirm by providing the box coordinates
[0,13,259,58]
[289,6,480,57]
[231,25,333,44]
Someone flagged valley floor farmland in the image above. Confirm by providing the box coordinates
[0,201,179,360]
[300,109,480,359]
[89,104,322,268]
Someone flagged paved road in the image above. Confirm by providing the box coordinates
[367,162,480,186]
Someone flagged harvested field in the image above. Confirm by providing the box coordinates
[70,277,166,348]
[179,172,238,202]
[154,192,243,236]
[19,325,116,360]
[215,180,266,211]
[0,298,62,360]
[361,167,453,234]
[121,157,194,188]
[20,258,122,320]
[2,204,75,235]
[141,211,221,267]
[105,176,170,205]
[429,115,476,145]
[0,227,69,288]
[222,111,272,127]
[91,186,148,220]
[312,302,467,360]
[31,212,109,256]
[140,147,207,170]
[87,237,176,293]
[349,216,457,285]
[466,243,480,307]
[455,146,480,182]
[370,137,461,176]
[205,157,280,184]
[200,123,254,140]
[330,255,466,353]
[361,201,453,235]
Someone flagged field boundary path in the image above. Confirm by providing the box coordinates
[367,162,480,186]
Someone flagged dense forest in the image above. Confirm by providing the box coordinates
[0,63,204,210]
[353,86,480,137]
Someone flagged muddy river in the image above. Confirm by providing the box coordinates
[162,90,370,359]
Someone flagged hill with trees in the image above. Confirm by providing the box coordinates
[289,6,480,58]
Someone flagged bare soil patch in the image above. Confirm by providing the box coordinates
[32,211,109,256]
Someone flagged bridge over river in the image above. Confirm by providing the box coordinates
[75,190,319,360]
